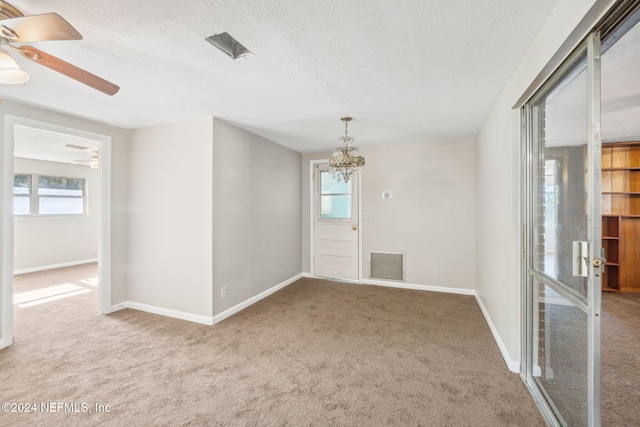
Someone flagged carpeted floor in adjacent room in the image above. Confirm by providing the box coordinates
[601,291,640,427]
[1,264,544,426]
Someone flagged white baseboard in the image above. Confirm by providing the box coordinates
[361,278,476,295]
[474,293,520,373]
[110,301,214,326]
[0,337,8,350]
[14,258,98,275]
[109,273,304,326]
[108,303,126,314]
[212,273,303,324]
[302,274,475,296]
[533,364,542,377]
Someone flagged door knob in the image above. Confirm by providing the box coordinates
[352,225,358,231]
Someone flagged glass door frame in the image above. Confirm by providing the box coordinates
[521,32,602,427]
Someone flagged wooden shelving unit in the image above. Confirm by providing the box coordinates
[602,141,640,293]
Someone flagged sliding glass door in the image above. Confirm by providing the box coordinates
[523,33,603,426]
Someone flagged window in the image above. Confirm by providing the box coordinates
[37,176,85,215]
[13,174,86,216]
[320,171,352,219]
[13,174,31,216]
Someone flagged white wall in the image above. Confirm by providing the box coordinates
[0,101,130,348]
[475,0,613,369]
[302,140,476,291]
[212,118,302,316]
[14,158,100,272]
[127,118,213,318]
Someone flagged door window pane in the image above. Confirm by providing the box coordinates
[533,278,587,427]
[320,171,352,219]
[321,195,352,219]
[531,53,589,299]
[321,172,350,194]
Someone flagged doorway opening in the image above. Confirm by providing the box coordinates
[1,116,112,348]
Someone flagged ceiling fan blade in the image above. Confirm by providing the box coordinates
[16,46,120,95]
[0,13,82,42]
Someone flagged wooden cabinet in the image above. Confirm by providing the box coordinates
[602,142,640,293]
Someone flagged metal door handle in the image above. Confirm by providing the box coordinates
[572,241,590,277]
[352,225,358,231]
[593,248,605,272]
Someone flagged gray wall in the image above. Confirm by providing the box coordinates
[212,118,302,316]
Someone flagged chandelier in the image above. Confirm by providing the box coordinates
[329,117,365,182]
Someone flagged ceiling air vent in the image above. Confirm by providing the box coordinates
[205,32,253,60]
[370,252,405,282]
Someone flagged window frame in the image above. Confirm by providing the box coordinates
[13,173,88,217]
[316,169,355,222]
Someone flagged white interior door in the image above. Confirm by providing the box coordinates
[313,163,359,280]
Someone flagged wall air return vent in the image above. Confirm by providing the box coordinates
[370,251,405,282]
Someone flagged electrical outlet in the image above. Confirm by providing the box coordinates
[221,286,227,299]
[434,268,440,277]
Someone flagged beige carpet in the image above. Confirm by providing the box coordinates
[1,264,545,426]
[602,292,640,427]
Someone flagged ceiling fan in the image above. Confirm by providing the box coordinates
[73,151,99,168]
[66,144,99,168]
[0,1,119,95]
[74,155,98,168]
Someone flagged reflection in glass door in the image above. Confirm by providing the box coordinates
[524,33,603,426]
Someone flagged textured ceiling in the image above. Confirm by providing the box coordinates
[0,0,559,153]
[14,125,99,164]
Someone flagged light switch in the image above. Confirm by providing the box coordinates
[363,212,369,220]
[382,191,392,199]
